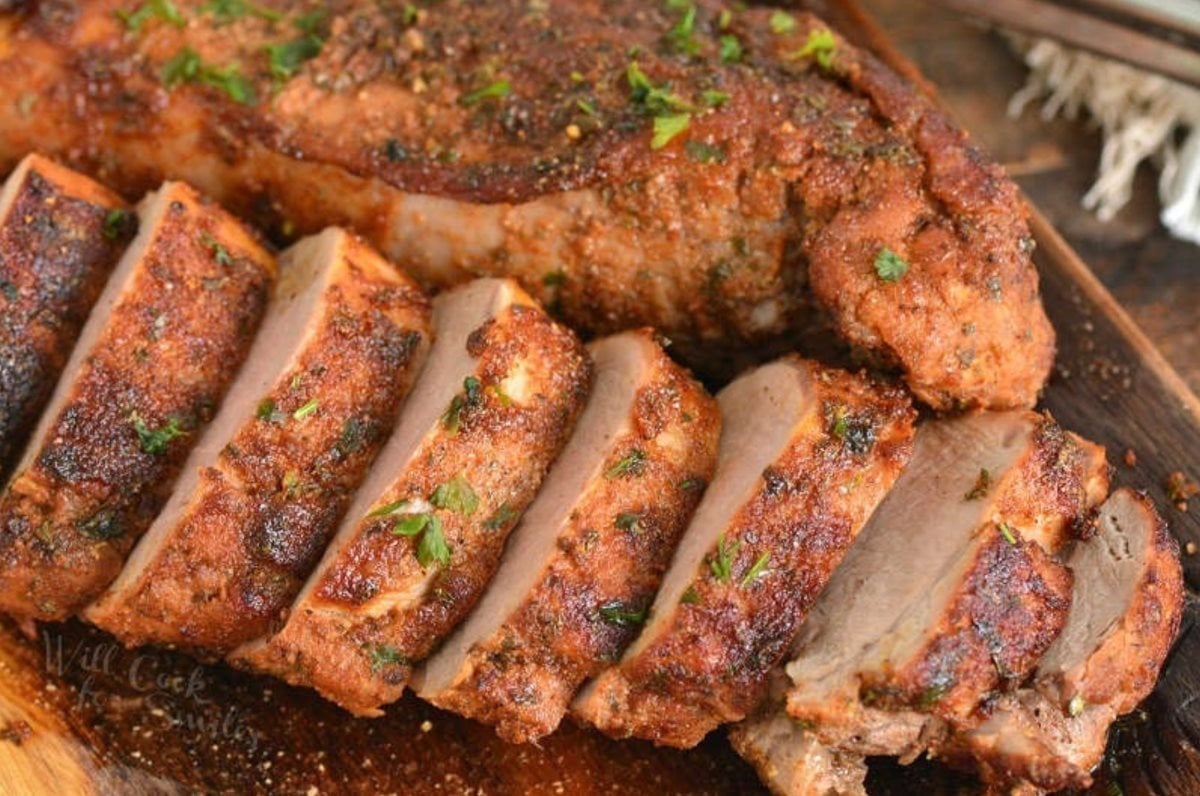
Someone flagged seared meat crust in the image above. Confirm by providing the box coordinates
[85,230,432,656]
[0,0,1053,409]
[0,182,274,622]
[418,329,720,743]
[230,282,590,716]
[0,154,131,477]
[575,359,915,748]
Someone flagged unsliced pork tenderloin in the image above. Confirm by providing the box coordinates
[414,329,720,742]
[85,229,432,657]
[229,278,590,716]
[0,182,274,623]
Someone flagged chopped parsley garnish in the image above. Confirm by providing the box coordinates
[794,28,837,70]
[998,522,1018,545]
[442,376,483,434]
[161,48,258,105]
[701,89,729,108]
[874,247,909,282]
[366,644,410,672]
[652,113,691,149]
[402,3,420,25]
[542,270,566,287]
[117,0,185,31]
[740,551,771,586]
[709,534,739,582]
[964,469,991,501]
[255,398,287,423]
[598,600,647,627]
[369,498,412,518]
[829,406,875,454]
[460,79,511,107]
[292,8,327,35]
[679,476,705,491]
[430,475,479,515]
[484,503,518,530]
[103,208,133,240]
[719,34,743,63]
[605,448,647,478]
[680,585,701,605]
[129,411,187,455]
[614,512,644,533]
[266,34,324,81]
[390,511,451,568]
[78,509,123,541]
[627,62,696,115]
[769,10,796,34]
[919,684,948,707]
[576,99,597,117]
[292,398,320,420]
[200,232,232,265]
[665,3,699,56]
[202,0,283,22]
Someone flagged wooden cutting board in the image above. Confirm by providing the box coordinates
[1,1,1197,793]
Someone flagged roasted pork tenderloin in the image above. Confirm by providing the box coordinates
[413,329,720,742]
[942,487,1184,792]
[0,154,133,477]
[85,229,432,657]
[0,182,274,624]
[573,358,916,747]
[230,278,591,716]
[781,412,1109,768]
[0,1,1053,410]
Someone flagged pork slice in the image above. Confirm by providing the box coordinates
[0,182,274,623]
[413,329,720,742]
[84,229,431,656]
[784,413,1109,760]
[0,154,132,478]
[945,488,1184,791]
[572,358,916,748]
[228,278,590,716]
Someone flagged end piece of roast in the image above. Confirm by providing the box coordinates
[85,228,432,656]
[573,357,916,747]
[783,412,1109,761]
[229,278,591,716]
[413,328,720,742]
[944,487,1184,791]
[0,182,274,623]
[0,154,133,478]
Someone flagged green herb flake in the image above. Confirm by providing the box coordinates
[680,585,701,605]
[430,475,480,515]
[103,208,133,241]
[366,644,410,672]
[117,0,185,31]
[442,376,483,434]
[665,4,699,56]
[416,514,451,567]
[292,398,320,420]
[202,0,282,22]
[964,469,991,501]
[685,140,726,164]
[718,34,743,63]
[701,89,730,108]
[598,600,647,627]
[740,551,771,587]
[402,3,420,25]
[769,10,796,34]
[542,270,566,287]
[484,503,518,530]
[919,684,948,708]
[255,398,286,423]
[292,8,327,35]
[161,48,258,105]
[0,281,17,301]
[794,28,837,70]
[460,79,511,107]
[998,521,1018,545]
[576,98,597,117]
[874,247,909,282]
[392,513,430,537]
[200,232,232,266]
[265,34,323,81]
[605,449,647,479]
[627,62,697,115]
[709,534,739,583]
[679,476,705,492]
[129,411,188,455]
[614,512,644,533]
[369,498,412,518]
[78,509,123,541]
[652,113,691,149]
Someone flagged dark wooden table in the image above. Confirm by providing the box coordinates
[862,0,1200,394]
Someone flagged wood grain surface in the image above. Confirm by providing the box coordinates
[0,1,1197,794]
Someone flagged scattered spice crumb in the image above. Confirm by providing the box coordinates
[1186,542,1197,556]
[420,719,433,733]
[1165,470,1199,511]
[1123,448,1137,468]
[0,720,32,746]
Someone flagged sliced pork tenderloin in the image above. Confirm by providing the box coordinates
[0,182,274,623]
[944,487,1183,792]
[84,229,432,656]
[783,412,1109,762]
[229,278,590,716]
[413,329,720,742]
[0,154,133,477]
[572,358,916,748]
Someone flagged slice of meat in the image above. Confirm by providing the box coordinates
[0,154,133,477]
[412,329,720,742]
[229,278,590,716]
[783,413,1110,761]
[944,488,1184,791]
[84,228,432,656]
[0,182,274,623]
[572,358,916,748]
[0,1,1054,410]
